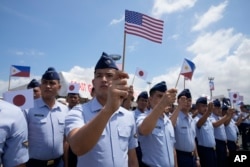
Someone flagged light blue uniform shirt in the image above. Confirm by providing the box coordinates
[233,111,241,122]
[174,111,196,152]
[210,113,227,141]
[24,98,68,160]
[225,119,238,142]
[0,100,29,167]
[65,98,138,167]
[194,114,216,147]
[136,109,175,167]
[133,108,145,121]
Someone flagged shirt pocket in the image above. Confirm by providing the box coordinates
[58,117,65,133]
[31,116,47,124]
[203,122,210,130]
[118,126,131,151]
[180,126,188,134]
[168,126,175,142]
[152,127,164,137]
[30,116,47,134]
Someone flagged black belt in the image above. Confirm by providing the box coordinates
[28,156,62,167]
[215,139,227,144]
[227,140,236,143]
[198,145,216,150]
[176,149,194,156]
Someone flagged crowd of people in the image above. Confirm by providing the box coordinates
[1,52,250,167]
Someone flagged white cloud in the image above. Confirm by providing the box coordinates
[170,34,179,40]
[14,49,45,57]
[143,28,250,104]
[188,28,242,61]
[67,66,94,82]
[127,41,139,52]
[152,0,197,17]
[110,15,124,25]
[192,1,228,31]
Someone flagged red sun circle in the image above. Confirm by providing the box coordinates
[69,85,75,91]
[233,93,238,98]
[139,71,144,76]
[13,94,26,106]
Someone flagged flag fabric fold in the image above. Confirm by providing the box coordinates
[125,10,164,43]
[180,58,196,80]
[11,65,30,77]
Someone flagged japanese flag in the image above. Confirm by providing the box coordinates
[229,92,239,104]
[3,89,34,109]
[135,67,147,80]
[67,83,80,94]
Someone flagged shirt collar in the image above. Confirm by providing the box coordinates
[36,97,61,111]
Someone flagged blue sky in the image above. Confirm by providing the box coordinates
[1,0,250,104]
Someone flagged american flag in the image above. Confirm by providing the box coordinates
[125,10,164,43]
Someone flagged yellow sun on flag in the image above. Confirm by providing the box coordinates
[184,65,189,70]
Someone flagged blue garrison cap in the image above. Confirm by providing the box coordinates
[27,79,40,89]
[178,89,192,99]
[150,81,167,94]
[222,98,231,107]
[196,97,207,105]
[222,105,228,111]
[42,67,60,80]
[137,91,148,101]
[213,99,221,107]
[95,52,118,70]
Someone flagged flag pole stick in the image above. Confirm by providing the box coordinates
[8,66,12,91]
[175,74,181,88]
[184,77,185,89]
[8,76,11,91]
[131,70,136,86]
[122,32,127,72]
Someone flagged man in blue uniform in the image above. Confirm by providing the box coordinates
[210,99,231,167]
[222,105,241,154]
[194,97,217,167]
[25,67,69,167]
[171,89,200,167]
[65,83,81,167]
[133,91,149,167]
[65,52,139,167]
[0,100,29,167]
[238,102,250,150]
[134,91,148,120]
[27,78,41,99]
[136,81,177,167]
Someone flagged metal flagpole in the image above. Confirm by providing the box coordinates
[131,70,136,86]
[122,32,127,72]
[8,66,12,91]
[184,77,186,89]
[175,73,181,88]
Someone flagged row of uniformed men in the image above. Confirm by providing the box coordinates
[133,87,244,167]
[0,52,244,167]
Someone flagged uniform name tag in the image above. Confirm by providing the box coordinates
[34,114,44,117]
